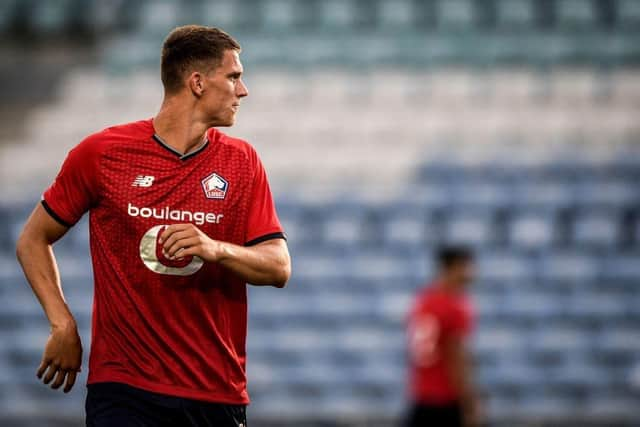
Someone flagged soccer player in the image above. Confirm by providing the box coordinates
[406,246,480,427]
[15,25,290,427]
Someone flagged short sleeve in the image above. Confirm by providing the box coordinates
[41,135,102,227]
[244,151,286,246]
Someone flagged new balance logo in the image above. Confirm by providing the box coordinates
[132,175,155,187]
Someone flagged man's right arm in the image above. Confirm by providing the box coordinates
[445,336,481,427]
[15,202,83,393]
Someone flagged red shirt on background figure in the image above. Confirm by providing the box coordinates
[406,246,481,427]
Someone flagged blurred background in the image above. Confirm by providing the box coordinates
[1,0,640,426]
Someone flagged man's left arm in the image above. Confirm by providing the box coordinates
[159,223,290,287]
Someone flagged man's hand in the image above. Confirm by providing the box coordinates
[159,223,222,262]
[462,393,483,427]
[159,223,290,287]
[37,320,83,393]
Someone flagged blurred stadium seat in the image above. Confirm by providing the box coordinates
[1,0,640,426]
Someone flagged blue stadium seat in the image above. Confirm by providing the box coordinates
[64,216,90,252]
[508,211,557,250]
[442,212,496,247]
[495,0,537,28]
[261,0,301,31]
[321,207,369,248]
[376,291,413,324]
[7,208,28,249]
[0,254,23,283]
[554,359,611,388]
[290,251,348,281]
[56,253,93,279]
[501,291,563,320]
[29,0,73,34]
[435,0,476,29]
[597,328,640,355]
[2,292,44,318]
[475,251,536,283]
[309,291,379,321]
[528,326,589,355]
[278,211,314,250]
[574,179,637,208]
[510,179,575,209]
[486,360,546,390]
[200,0,243,29]
[105,37,159,73]
[377,0,415,29]
[402,183,451,210]
[0,208,13,255]
[341,251,416,282]
[537,250,600,282]
[565,293,626,322]
[449,182,512,209]
[514,392,581,418]
[583,394,639,420]
[317,0,359,30]
[616,0,640,29]
[572,211,621,248]
[600,252,640,281]
[473,327,524,355]
[381,211,429,249]
[555,0,599,29]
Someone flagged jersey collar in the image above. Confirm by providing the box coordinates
[152,133,209,161]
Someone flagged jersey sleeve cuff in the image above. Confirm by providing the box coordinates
[41,199,73,228]
[244,231,287,247]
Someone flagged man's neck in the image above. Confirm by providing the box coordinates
[153,97,210,155]
[435,276,462,293]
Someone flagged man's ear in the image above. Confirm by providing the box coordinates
[188,72,205,97]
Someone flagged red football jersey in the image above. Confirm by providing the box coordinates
[42,118,285,404]
[407,283,474,404]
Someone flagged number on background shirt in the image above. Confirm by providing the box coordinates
[409,314,440,367]
[139,225,204,276]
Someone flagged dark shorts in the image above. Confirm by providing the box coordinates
[86,382,247,427]
[406,402,462,427]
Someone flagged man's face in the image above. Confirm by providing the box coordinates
[200,49,248,127]
[450,260,475,288]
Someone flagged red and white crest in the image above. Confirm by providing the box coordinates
[201,172,228,199]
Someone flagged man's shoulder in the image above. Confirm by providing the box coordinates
[213,128,256,155]
[97,118,154,141]
[79,118,153,152]
[416,286,461,312]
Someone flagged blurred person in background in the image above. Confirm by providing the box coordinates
[406,246,480,427]
[15,25,290,427]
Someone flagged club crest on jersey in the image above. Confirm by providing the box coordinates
[201,172,228,199]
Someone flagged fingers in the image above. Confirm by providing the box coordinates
[36,358,50,379]
[159,223,193,244]
[164,237,201,259]
[162,230,194,253]
[42,363,59,384]
[176,246,196,258]
[64,370,78,393]
[50,369,67,389]
[38,357,81,392]
[39,364,81,392]
[38,329,83,393]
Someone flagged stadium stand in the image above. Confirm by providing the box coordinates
[1,0,639,426]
